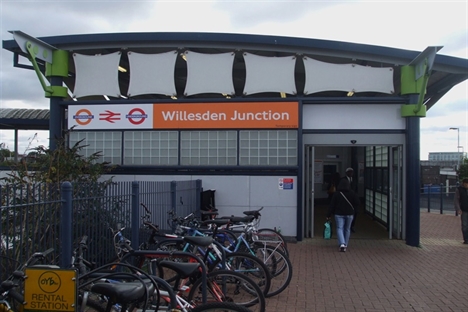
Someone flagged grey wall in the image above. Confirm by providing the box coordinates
[105,174,298,237]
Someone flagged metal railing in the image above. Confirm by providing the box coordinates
[0,179,202,280]
[420,183,459,215]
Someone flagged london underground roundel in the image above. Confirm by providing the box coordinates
[126,108,148,125]
[74,109,94,126]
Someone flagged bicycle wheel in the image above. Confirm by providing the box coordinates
[151,238,193,284]
[255,228,289,257]
[188,269,265,312]
[190,301,254,312]
[213,229,238,250]
[77,292,107,312]
[208,252,271,297]
[252,245,292,297]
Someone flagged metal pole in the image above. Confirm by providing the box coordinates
[457,128,460,170]
[61,181,72,268]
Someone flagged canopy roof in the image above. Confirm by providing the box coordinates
[3,32,468,111]
[0,108,49,130]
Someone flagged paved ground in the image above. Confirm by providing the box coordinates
[265,211,468,312]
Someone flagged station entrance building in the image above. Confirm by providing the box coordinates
[3,32,468,245]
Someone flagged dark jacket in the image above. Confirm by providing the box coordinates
[455,186,468,212]
[327,179,360,217]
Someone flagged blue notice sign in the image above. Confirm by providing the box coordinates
[279,178,294,190]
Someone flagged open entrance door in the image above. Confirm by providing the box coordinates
[303,145,314,238]
[390,146,403,239]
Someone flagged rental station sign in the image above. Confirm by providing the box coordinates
[23,267,77,312]
[68,102,299,130]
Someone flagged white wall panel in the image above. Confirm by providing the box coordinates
[302,104,405,130]
[73,52,121,98]
[184,51,235,96]
[105,174,298,237]
[243,53,297,95]
[303,58,394,94]
[127,51,178,97]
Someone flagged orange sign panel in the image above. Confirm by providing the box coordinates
[152,102,298,129]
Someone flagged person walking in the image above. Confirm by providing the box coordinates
[327,172,341,203]
[326,178,360,252]
[343,167,358,232]
[454,178,468,244]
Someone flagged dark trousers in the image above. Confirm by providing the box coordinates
[461,212,468,242]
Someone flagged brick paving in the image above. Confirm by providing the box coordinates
[265,211,468,312]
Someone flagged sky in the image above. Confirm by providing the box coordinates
[0,0,467,160]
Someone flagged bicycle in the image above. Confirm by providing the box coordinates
[160,210,292,298]
[140,210,271,298]
[120,247,265,312]
[103,223,264,312]
[0,248,55,312]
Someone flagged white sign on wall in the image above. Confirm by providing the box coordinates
[314,160,323,183]
[68,104,153,129]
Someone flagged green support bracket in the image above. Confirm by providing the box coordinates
[400,60,429,117]
[400,46,441,118]
[25,41,68,98]
[401,104,427,117]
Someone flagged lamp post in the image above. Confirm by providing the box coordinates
[449,127,460,173]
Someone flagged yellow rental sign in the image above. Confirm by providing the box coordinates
[24,267,77,312]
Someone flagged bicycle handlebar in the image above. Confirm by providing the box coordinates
[6,286,24,305]
[79,236,88,246]
[31,247,54,259]
[140,202,151,215]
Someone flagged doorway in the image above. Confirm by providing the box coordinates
[303,144,403,239]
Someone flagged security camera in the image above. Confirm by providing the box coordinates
[350,140,357,144]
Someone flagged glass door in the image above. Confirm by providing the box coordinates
[390,146,403,239]
[303,145,314,238]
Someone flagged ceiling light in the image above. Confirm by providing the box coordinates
[280,92,286,98]
[171,95,178,100]
[103,95,110,101]
[118,66,127,73]
[347,91,354,97]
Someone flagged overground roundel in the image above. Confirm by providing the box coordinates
[126,108,148,125]
[74,109,93,126]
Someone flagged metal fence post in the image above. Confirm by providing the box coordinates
[455,181,460,216]
[427,185,431,212]
[171,181,177,233]
[440,183,444,214]
[195,179,202,218]
[131,181,140,250]
[60,181,72,268]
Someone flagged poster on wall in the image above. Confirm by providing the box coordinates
[359,161,364,183]
[279,178,294,190]
[314,160,323,183]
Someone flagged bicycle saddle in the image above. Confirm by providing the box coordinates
[183,236,213,247]
[91,279,155,303]
[158,260,201,279]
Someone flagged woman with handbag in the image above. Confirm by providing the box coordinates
[326,178,360,252]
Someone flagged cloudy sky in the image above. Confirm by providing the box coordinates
[0,0,467,159]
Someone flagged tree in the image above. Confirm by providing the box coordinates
[457,156,468,182]
[0,133,122,272]
[2,133,114,185]
[0,144,14,164]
